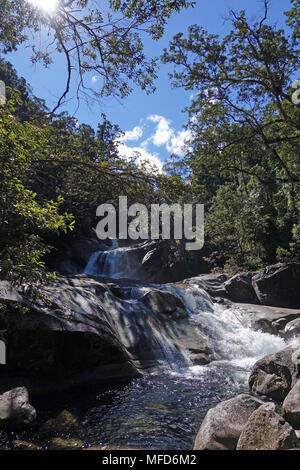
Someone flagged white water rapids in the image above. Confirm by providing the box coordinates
[83,241,286,378]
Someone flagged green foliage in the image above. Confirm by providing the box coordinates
[0,93,74,286]
[0,0,193,112]
[205,184,269,271]
[0,58,48,122]
[163,0,300,270]
[1,0,299,285]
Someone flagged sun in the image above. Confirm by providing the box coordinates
[28,0,58,13]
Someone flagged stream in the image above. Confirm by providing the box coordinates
[0,241,287,450]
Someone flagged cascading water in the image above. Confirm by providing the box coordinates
[130,282,286,379]
[83,240,135,278]
[14,242,284,450]
[84,244,286,376]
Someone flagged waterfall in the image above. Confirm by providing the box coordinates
[83,250,104,275]
[83,240,134,278]
[83,244,287,374]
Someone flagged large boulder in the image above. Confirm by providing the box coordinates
[248,346,299,401]
[139,240,210,283]
[140,289,213,364]
[0,387,36,428]
[188,273,228,298]
[0,276,215,392]
[192,394,264,450]
[224,272,258,303]
[252,263,300,308]
[283,380,300,429]
[236,402,299,450]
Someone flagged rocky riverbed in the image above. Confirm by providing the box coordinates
[0,239,299,450]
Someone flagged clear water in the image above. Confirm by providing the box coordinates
[0,363,251,450]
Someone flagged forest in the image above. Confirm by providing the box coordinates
[0,0,299,287]
[0,0,300,455]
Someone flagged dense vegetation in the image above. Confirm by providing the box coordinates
[163,0,300,271]
[0,0,299,287]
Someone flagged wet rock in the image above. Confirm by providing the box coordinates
[40,410,79,435]
[193,394,264,450]
[252,318,278,335]
[0,273,217,391]
[234,303,300,338]
[140,290,188,318]
[285,318,300,340]
[188,273,228,298]
[189,352,211,365]
[224,272,258,303]
[0,387,36,429]
[236,402,299,450]
[283,380,300,429]
[252,263,300,308]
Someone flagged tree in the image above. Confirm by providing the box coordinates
[162,0,300,269]
[0,0,194,112]
[0,93,74,286]
[0,58,48,121]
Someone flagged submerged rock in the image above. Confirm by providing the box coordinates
[0,387,36,429]
[84,445,144,450]
[192,394,264,450]
[49,437,83,450]
[12,440,41,450]
[236,402,299,450]
[40,410,79,435]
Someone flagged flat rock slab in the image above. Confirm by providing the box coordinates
[234,303,300,337]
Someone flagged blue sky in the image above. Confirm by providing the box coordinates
[7,0,292,171]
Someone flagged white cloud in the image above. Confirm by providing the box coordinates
[166,128,192,156]
[117,142,163,173]
[143,114,192,157]
[91,75,98,83]
[120,126,143,142]
[147,115,173,146]
[117,114,193,170]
